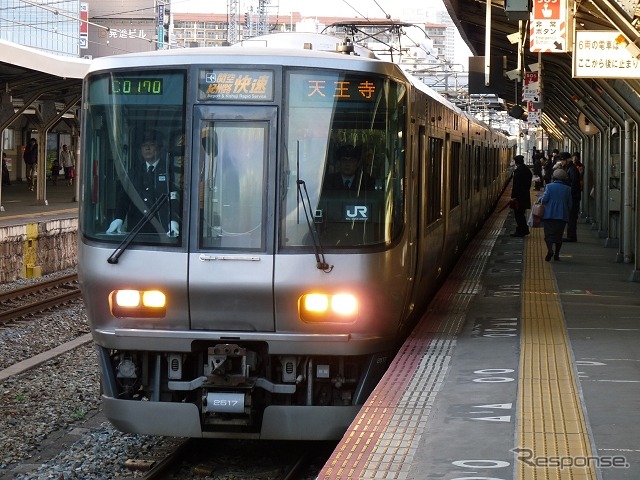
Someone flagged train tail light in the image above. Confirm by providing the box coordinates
[110,289,166,318]
[299,292,358,323]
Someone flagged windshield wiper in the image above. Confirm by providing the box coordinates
[297,179,333,273]
[107,194,169,264]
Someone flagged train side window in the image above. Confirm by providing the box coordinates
[449,141,461,208]
[426,136,443,224]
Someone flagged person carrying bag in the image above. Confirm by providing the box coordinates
[531,200,545,227]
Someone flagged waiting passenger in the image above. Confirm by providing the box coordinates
[23,138,37,192]
[2,152,10,186]
[509,154,533,237]
[106,130,181,236]
[324,144,375,192]
[540,168,572,261]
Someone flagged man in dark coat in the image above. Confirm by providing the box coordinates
[564,152,581,242]
[23,138,38,191]
[532,153,543,191]
[510,154,533,237]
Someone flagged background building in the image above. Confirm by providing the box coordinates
[84,0,169,58]
[0,0,81,56]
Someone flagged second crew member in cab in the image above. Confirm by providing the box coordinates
[324,144,375,193]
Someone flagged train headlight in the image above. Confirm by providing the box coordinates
[299,293,358,323]
[110,289,166,318]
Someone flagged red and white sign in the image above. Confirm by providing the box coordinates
[533,0,560,19]
[530,0,570,53]
[80,3,88,49]
[522,72,540,102]
[527,101,541,127]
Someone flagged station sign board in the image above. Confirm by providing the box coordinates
[530,0,571,53]
[573,30,640,78]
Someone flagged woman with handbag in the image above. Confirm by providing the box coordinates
[540,168,572,261]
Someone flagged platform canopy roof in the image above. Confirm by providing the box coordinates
[0,40,90,125]
[444,0,640,139]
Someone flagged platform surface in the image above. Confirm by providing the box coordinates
[0,180,77,227]
[320,192,640,480]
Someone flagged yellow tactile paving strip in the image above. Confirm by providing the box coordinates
[519,227,596,480]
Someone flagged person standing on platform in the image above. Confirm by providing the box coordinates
[542,154,553,186]
[509,154,533,237]
[553,151,570,172]
[60,144,76,186]
[23,138,37,191]
[532,152,543,191]
[540,168,572,261]
[2,152,10,186]
[51,158,61,185]
[564,152,582,242]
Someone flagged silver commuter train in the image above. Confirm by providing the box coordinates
[78,33,514,440]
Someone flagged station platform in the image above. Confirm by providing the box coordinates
[0,179,78,228]
[319,191,640,480]
[0,180,78,282]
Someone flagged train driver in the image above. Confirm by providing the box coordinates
[106,129,181,237]
[324,144,376,192]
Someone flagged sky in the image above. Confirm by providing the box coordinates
[171,0,472,62]
[172,0,433,19]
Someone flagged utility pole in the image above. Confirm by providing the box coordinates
[257,0,270,36]
[228,0,240,45]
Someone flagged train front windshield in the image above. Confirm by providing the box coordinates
[81,71,186,246]
[80,66,406,250]
[282,71,406,248]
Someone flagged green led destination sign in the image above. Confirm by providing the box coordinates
[109,78,164,95]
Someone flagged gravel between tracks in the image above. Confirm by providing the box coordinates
[0,270,173,479]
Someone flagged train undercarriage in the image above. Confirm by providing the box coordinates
[98,341,387,438]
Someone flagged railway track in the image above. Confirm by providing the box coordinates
[0,272,81,326]
[0,272,333,478]
[138,438,332,479]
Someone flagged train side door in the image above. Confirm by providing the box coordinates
[188,106,277,331]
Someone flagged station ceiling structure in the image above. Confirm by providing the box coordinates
[444,0,640,142]
[0,40,89,138]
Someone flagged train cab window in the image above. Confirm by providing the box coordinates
[281,70,407,249]
[80,71,186,246]
[198,122,266,250]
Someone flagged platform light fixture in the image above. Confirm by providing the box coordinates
[507,32,521,44]
[506,69,521,81]
[615,33,640,58]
